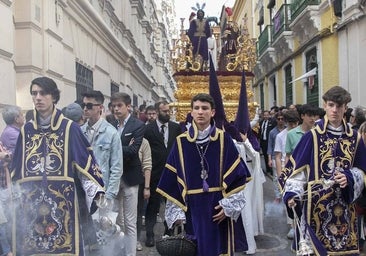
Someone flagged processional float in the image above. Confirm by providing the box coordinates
[170,14,258,124]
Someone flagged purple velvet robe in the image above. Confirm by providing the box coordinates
[279,117,366,255]
[157,124,250,256]
[11,108,104,256]
[187,18,211,61]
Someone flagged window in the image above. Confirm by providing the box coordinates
[260,83,264,109]
[284,64,293,106]
[305,47,318,106]
[76,63,93,101]
[111,82,119,96]
[133,94,138,108]
[257,7,264,26]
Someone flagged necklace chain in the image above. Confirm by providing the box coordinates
[195,141,210,180]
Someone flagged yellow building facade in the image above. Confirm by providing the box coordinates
[232,0,340,109]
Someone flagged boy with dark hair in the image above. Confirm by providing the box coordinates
[80,90,123,251]
[145,105,157,124]
[157,93,250,255]
[285,104,318,160]
[279,86,366,255]
[110,92,145,256]
[11,77,105,255]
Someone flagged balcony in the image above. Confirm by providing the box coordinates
[272,4,291,42]
[257,25,272,57]
[291,0,320,21]
[289,0,320,46]
[271,4,294,63]
[256,25,276,75]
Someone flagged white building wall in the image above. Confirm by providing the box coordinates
[0,30,16,105]
[0,0,176,130]
[337,2,366,107]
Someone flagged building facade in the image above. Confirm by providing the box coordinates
[232,0,365,110]
[0,0,176,128]
[337,0,366,106]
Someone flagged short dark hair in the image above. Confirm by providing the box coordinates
[274,111,284,119]
[155,100,169,110]
[283,110,300,124]
[345,108,353,123]
[298,104,318,116]
[110,92,131,105]
[316,107,326,119]
[30,77,60,104]
[145,105,156,113]
[191,93,215,109]
[278,106,287,112]
[25,109,34,122]
[353,106,366,127]
[139,104,146,112]
[322,86,351,105]
[270,106,279,113]
[81,90,105,104]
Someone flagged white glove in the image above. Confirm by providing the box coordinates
[256,107,260,115]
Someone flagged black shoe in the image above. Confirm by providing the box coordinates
[145,236,155,247]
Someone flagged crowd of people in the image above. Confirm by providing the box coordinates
[1,76,366,256]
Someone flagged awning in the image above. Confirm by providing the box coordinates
[290,68,317,84]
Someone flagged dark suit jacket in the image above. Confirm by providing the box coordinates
[113,116,146,186]
[144,120,182,183]
[259,118,276,142]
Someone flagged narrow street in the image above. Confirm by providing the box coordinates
[88,172,294,256]
[134,174,294,256]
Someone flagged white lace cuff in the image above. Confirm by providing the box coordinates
[284,172,306,199]
[219,190,245,221]
[351,167,364,201]
[165,199,186,228]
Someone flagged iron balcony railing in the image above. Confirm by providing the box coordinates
[272,4,291,42]
[290,0,320,20]
[257,25,272,57]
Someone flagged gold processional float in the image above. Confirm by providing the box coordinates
[170,15,259,125]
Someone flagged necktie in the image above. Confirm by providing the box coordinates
[160,124,165,136]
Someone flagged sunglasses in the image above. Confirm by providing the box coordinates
[81,103,101,110]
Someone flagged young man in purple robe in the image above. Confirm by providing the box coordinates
[279,86,366,255]
[11,77,105,255]
[157,93,250,256]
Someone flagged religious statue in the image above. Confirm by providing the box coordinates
[187,3,211,70]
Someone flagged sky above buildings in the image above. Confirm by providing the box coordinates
[174,0,235,29]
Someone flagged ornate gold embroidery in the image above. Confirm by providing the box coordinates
[23,184,75,252]
[25,131,63,176]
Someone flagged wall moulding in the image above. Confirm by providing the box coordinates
[0,0,12,7]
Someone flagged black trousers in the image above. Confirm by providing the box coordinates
[144,180,161,238]
[260,139,272,174]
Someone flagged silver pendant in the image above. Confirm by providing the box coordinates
[200,169,208,180]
